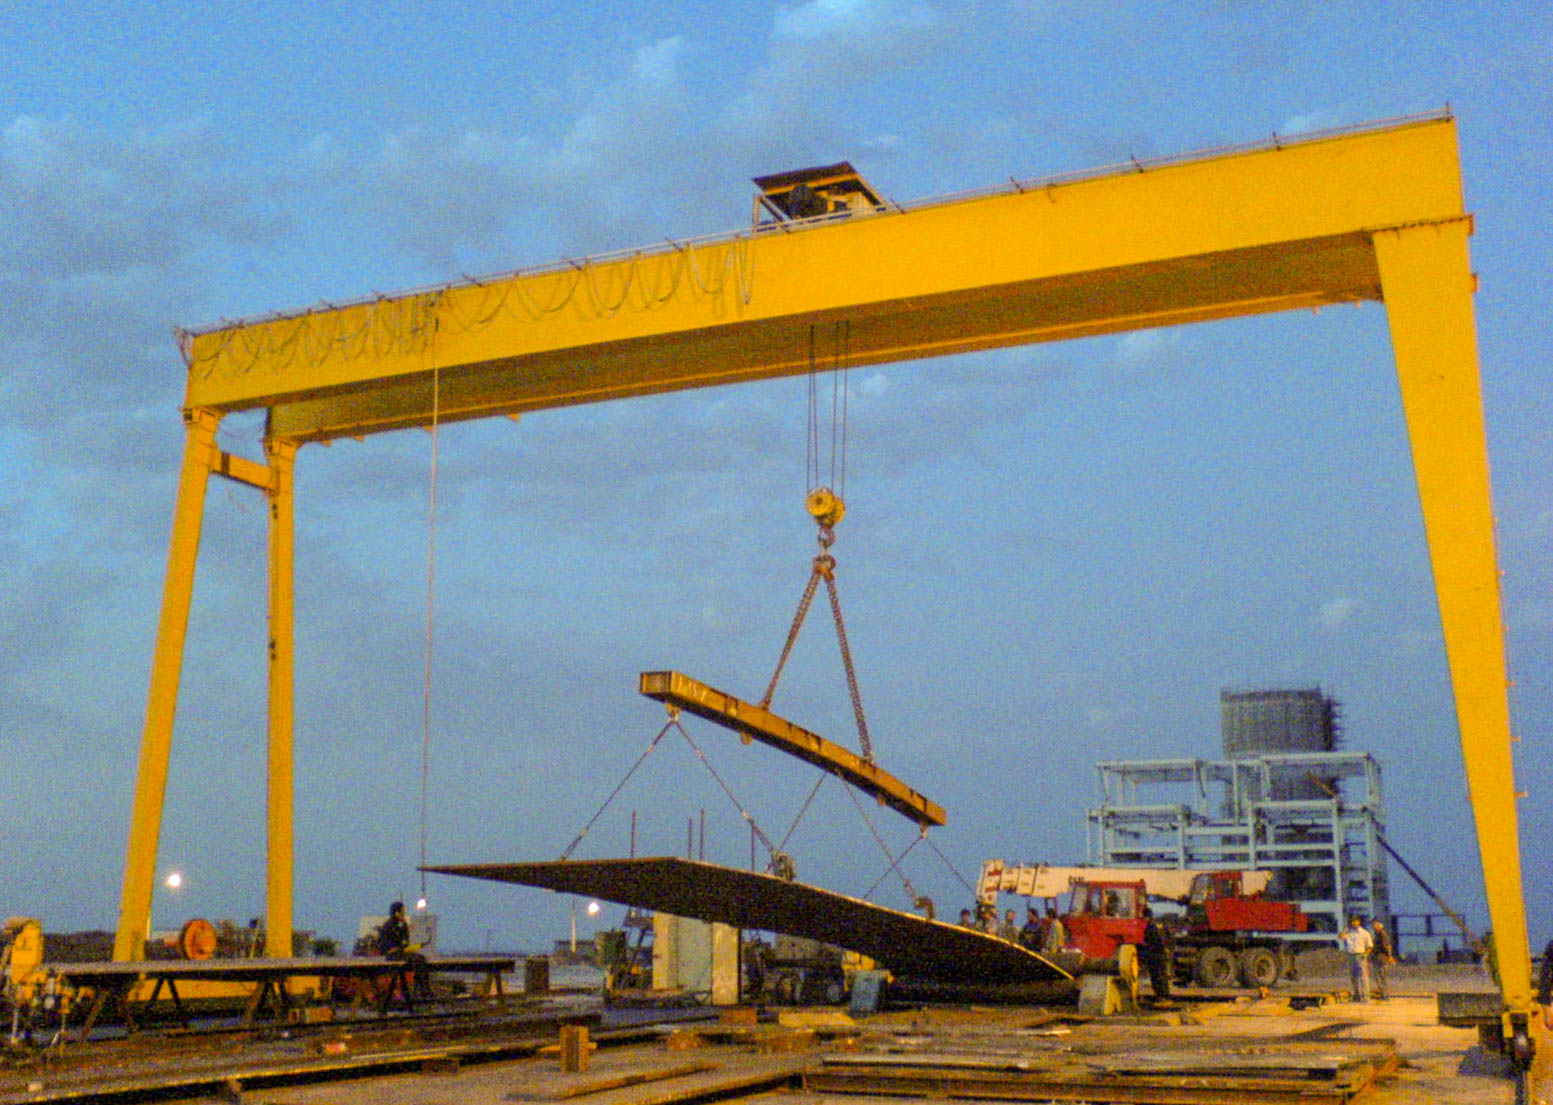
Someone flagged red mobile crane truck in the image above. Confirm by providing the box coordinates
[978,862,1311,988]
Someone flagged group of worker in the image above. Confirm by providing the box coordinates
[958,901,1174,1002]
[957,903,1069,957]
[1337,915,1396,1001]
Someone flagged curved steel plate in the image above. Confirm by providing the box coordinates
[426,857,1071,984]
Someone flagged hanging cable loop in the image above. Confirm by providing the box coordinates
[776,772,828,854]
[670,719,779,863]
[841,781,917,906]
[559,720,673,861]
[864,834,925,900]
[923,832,979,900]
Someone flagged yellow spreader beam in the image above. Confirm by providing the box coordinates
[640,671,945,828]
[116,115,1533,1042]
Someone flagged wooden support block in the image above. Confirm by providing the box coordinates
[560,1024,591,1072]
[755,1028,816,1054]
[288,1004,335,1024]
[509,1061,722,1100]
[665,1029,709,1051]
[719,1006,758,1026]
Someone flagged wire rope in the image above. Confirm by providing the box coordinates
[922,831,979,899]
[839,321,850,500]
[776,772,828,854]
[805,326,820,495]
[840,781,917,906]
[418,346,441,907]
[863,834,924,900]
[670,719,780,863]
[559,719,675,860]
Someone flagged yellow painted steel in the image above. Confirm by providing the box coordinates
[120,116,1529,1021]
[181,117,1463,443]
[213,448,271,490]
[638,670,945,827]
[114,408,220,962]
[1374,221,1529,1013]
[264,436,299,957]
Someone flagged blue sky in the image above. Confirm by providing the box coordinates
[3,0,1551,954]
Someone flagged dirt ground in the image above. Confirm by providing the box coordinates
[167,962,1524,1105]
[6,959,1527,1105]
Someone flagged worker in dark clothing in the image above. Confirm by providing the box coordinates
[1369,920,1395,1000]
[377,901,430,1003]
[1019,906,1046,951]
[1140,907,1173,1002]
[1536,937,1553,1030]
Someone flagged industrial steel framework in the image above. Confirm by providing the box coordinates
[1087,753,1389,941]
[114,114,1533,1036]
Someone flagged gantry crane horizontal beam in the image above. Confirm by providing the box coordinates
[182,115,1462,444]
[639,670,945,827]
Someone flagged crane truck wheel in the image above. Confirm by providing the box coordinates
[1194,946,1237,988]
[1238,946,1279,988]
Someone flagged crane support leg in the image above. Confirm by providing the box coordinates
[265,436,299,957]
[1374,220,1530,1011]
[113,408,221,961]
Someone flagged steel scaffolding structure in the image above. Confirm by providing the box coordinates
[1086,753,1389,941]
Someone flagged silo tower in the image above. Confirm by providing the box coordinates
[1221,687,1341,801]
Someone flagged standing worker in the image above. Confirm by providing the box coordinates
[998,908,1020,942]
[1042,907,1067,956]
[1369,919,1395,1000]
[1339,916,1373,1003]
[1140,907,1173,1002]
[1538,936,1553,1029]
[1018,906,1045,951]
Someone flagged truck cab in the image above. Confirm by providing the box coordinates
[1063,879,1149,959]
[1187,871,1309,934]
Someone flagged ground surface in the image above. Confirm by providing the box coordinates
[204,963,1518,1105]
[2,960,1528,1105]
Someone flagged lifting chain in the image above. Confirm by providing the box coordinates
[823,551,874,763]
[759,491,875,763]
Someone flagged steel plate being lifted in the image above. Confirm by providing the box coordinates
[426,856,1073,985]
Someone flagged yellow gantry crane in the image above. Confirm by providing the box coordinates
[118,112,1530,1042]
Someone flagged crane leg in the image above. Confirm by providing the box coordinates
[113,408,220,961]
[1374,219,1530,1021]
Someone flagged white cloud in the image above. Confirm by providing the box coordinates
[1278,110,1343,136]
[0,113,293,428]
[857,373,890,399]
[1319,596,1359,628]
[363,125,541,270]
[631,34,687,86]
[717,0,961,162]
[1116,329,1163,364]
[1115,327,1186,368]
[1,114,277,280]
[775,0,930,40]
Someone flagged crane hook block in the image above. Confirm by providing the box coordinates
[806,487,845,528]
